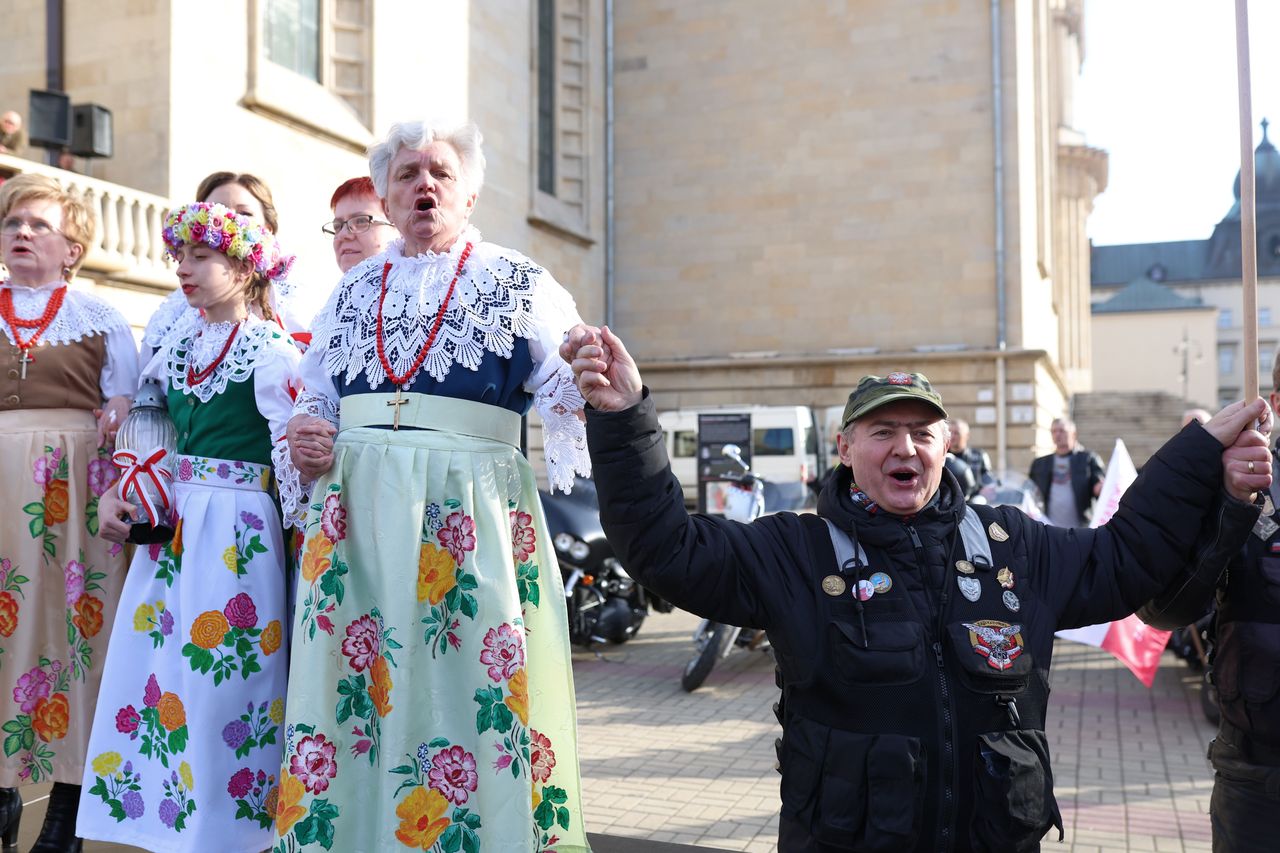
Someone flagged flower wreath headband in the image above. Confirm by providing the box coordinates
[162,201,295,283]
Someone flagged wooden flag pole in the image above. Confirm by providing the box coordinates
[1236,0,1260,402]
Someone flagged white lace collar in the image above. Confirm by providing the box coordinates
[158,314,283,402]
[1,279,131,347]
[314,227,547,388]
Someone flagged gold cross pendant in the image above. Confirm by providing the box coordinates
[18,350,33,380]
[387,386,408,430]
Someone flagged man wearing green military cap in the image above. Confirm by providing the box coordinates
[560,323,1271,853]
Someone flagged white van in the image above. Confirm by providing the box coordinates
[657,405,820,510]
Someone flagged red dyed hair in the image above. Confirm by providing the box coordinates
[330,177,378,211]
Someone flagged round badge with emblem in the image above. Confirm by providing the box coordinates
[958,575,981,602]
[988,522,1009,543]
[821,575,847,596]
[997,567,1014,589]
[1002,589,1020,612]
[955,560,975,575]
[870,572,892,594]
[856,580,875,601]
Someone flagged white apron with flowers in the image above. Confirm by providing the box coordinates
[78,316,302,853]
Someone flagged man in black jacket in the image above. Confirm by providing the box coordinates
[1139,359,1280,852]
[1028,418,1106,527]
[562,324,1272,853]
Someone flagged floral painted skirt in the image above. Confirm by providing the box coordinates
[78,454,289,853]
[0,408,125,786]
[274,422,590,853]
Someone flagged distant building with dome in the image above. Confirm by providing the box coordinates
[1091,120,1280,409]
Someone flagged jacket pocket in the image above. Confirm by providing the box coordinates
[829,619,926,686]
[970,729,1062,853]
[779,717,925,851]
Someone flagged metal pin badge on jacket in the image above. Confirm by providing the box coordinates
[955,560,975,575]
[869,572,892,594]
[997,567,1014,589]
[856,580,875,601]
[958,576,981,602]
[1002,590,1021,612]
[988,522,1009,542]
[821,575,846,596]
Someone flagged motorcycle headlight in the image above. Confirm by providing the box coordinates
[554,533,575,553]
[568,540,591,562]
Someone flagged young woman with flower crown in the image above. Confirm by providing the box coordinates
[141,172,312,362]
[77,202,302,852]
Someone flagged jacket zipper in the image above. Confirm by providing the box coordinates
[908,521,958,853]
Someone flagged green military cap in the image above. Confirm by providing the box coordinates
[839,372,948,429]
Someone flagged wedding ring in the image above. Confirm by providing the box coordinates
[1249,460,1256,474]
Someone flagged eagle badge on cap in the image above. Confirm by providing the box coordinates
[886,372,913,385]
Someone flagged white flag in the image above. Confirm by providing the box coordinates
[1057,439,1171,687]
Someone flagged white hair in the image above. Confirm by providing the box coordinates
[367,120,486,199]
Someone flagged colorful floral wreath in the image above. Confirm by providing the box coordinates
[162,201,294,283]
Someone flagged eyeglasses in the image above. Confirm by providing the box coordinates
[321,214,393,237]
[1,218,62,237]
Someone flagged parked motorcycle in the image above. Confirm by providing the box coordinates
[539,478,671,649]
[681,444,772,692]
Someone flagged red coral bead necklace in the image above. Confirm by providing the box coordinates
[187,321,242,387]
[375,242,472,387]
[0,283,68,379]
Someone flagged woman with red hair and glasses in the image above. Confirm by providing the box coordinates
[323,177,398,275]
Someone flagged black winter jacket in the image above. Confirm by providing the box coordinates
[1139,452,1280,754]
[587,393,1258,853]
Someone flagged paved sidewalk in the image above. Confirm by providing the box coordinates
[572,609,1220,852]
[44,608,1219,851]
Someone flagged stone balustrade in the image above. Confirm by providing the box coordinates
[0,153,175,288]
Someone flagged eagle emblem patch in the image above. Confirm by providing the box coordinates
[963,620,1025,671]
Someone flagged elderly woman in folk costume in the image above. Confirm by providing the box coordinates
[277,120,592,852]
[141,172,311,365]
[78,202,301,852]
[0,174,137,853]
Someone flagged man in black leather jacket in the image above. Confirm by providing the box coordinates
[1139,361,1280,852]
[561,324,1271,853]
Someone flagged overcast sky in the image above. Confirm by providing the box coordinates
[1078,0,1280,246]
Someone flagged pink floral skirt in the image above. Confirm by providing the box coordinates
[0,408,127,786]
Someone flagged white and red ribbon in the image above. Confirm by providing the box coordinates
[112,447,174,526]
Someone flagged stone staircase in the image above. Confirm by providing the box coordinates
[1070,391,1192,470]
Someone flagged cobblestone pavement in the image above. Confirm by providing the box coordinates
[572,609,1220,853]
[50,608,1219,851]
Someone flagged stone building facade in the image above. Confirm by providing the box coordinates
[1,0,1104,474]
[611,0,1106,472]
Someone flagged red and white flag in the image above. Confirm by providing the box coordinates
[1055,439,1172,687]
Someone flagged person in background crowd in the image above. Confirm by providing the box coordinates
[0,111,23,155]
[0,173,138,853]
[948,417,993,487]
[324,176,398,274]
[1183,407,1212,427]
[1028,416,1105,527]
[81,202,300,852]
[278,119,591,851]
[1139,354,1280,852]
[561,328,1268,853]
